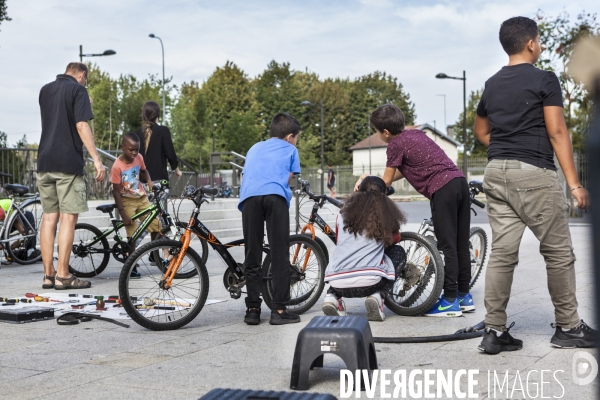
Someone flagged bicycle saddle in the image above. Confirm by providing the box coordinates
[4,184,29,196]
[96,204,117,213]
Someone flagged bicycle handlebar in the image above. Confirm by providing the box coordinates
[200,186,219,196]
[181,185,220,204]
[298,178,342,208]
[471,197,485,209]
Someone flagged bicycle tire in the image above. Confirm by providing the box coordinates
[157,222,209,278]
[69,223,110,277]
[119,239,209,331]
[469,227,488,289]
[384,232,444,316]
[4,199,43,265]
[303,234,330,266]
[261,235,326,315]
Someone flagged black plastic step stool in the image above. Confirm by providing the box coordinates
[290,315,378,390]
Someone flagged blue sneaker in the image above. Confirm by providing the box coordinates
[424,296,462,317]
[458,293,475,312]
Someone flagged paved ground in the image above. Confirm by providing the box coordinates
[0,202,597,399]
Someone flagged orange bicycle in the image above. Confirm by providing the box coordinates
[118,185,326,331]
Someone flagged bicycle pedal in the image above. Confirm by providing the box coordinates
[228,285,242,299]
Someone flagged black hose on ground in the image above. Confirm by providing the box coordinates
[373,320,485,344]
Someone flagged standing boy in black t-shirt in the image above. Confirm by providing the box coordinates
[474,16,596,354]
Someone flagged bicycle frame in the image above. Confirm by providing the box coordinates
[417,181,485,242]
[301,197,337,244]
[159,197,255,291]
[160,194,309,297]
[81,194,176,254]
[0,196,40,244]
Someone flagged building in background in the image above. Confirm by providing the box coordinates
[350,123,460,176]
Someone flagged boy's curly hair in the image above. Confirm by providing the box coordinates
[340,176,407,247]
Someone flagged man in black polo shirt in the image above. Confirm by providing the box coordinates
[474,17,597,354]
[38,62,105,290]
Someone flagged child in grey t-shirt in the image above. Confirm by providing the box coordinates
[322,177,406,321]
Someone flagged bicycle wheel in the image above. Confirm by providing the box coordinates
[119,239,209,331]
[69,223,110,277]
[4,199,43,265]
[469,227,488,289]
[157,222,208,279]
[261,235,326,315]
[384,232,444,316]
[304,234,330,266]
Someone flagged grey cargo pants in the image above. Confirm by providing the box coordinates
[483,159,580,331]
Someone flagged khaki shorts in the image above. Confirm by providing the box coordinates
[37,172,88,214]
[121,196,160,238]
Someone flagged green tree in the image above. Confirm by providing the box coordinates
[453,89,487,156]
[170,81,206,170]
[255,61,304,140]
[347,72,416,157]
[86,64,170,152]
[0,0,11,35]
[202,61,258,154]
[536,10,600,153]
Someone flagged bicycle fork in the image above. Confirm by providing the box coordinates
[159,221,193,290]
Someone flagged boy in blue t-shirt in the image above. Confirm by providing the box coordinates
[239,112,301,326]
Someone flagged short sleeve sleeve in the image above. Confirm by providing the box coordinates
[476,89,488,117]
[74,87,94,123]
[386,137,404,169]
[110,163,122,185]
[291,148,301,174]
[541,72,563,107]
[138,154,146,171]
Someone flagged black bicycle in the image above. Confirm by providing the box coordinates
[68,180,208,277]
[416,180,488,289]
[296,179,444,316]
[0,172,43,265]
[118,185,327,331]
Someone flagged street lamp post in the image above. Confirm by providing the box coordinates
[301,100,325,195]
[149,34,166,123]
[436,71,468,178]
[79,45,116,63]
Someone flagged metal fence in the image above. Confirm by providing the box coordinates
[0,148,209,200]
[0,148,588,207]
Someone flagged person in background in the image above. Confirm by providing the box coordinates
[474,16,597,353]
[238,112,302,326]
[37,62,105,290]
[327,163,336,198]
[323,176,406,321]
[110,132,160,279]
[358,104,473,318]
[135,101,182,183]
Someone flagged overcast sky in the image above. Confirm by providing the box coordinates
[0,0,596,145]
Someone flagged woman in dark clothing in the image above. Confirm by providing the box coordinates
[134,101,181,181]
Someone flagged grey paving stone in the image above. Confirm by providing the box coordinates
[39,383,202,400]
[0,363,131,399]
[0,367,45,384]
[0,204,596,398]
[86,352,172,368]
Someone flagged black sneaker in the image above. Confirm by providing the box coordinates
[478,322,523,354]
[269,308,301,325]
[130,265,141,279]
[550,320,599,348]
[244,308,261,325]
